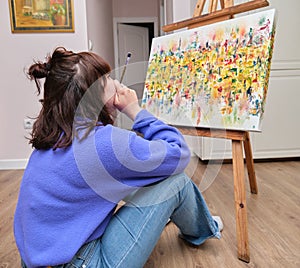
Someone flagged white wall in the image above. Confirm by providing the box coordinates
[112,0,160,18]
[172,0,194,22]
[0,0,88,169]
[86,0,115,67]
[0,0,161,169]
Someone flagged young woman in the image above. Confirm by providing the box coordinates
[14,47,222,268]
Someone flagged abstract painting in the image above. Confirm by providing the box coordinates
[142,9,276,131]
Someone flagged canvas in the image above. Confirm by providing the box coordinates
[142,9,276,131]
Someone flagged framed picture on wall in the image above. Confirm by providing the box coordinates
[9,0,74,33]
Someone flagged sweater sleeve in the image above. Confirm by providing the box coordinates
[94,109,191,187]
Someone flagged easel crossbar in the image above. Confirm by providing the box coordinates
[174,126,246,141]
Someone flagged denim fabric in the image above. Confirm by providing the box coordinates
[22,173,220,268]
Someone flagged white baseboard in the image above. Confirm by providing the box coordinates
[0,159,28,170]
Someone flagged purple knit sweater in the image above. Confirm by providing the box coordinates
[14,110,190,267]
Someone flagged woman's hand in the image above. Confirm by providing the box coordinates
[113,80,142,121]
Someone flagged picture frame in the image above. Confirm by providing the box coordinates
[9,0,74,33]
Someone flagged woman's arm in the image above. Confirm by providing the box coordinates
[94,81,191,187]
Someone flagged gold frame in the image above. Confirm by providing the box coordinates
[9,0,74,33]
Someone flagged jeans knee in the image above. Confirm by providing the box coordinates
[126,173,191,207]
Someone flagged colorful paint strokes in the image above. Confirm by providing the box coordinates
[142,9,276,131]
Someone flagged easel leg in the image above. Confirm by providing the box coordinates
[232,140,250,263]
[243,132,258,194]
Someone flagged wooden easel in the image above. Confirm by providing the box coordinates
[162,0,270,263]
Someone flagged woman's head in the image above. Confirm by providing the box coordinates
[28,47,113,150]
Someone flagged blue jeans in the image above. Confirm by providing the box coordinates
[22,173,221,268]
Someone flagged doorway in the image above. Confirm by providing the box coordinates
[113,17,158,79]
[113,17,158,128]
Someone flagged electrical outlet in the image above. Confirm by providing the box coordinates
[24,118,35,129]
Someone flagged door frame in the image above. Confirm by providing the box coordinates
[113,17,159,70]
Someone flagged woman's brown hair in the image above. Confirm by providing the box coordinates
[28,47,112,150]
